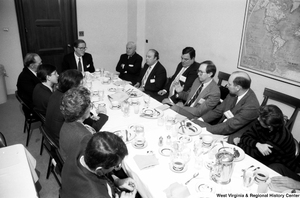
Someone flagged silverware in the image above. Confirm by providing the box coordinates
[185,172,199,185]
[180,121,186,134]
[203,143,218,155]
[125,130,129,142]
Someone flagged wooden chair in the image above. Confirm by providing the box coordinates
[0,132,7,148]
[39,124,64,187]
[217,71,230,100]
[261,88,300,157]
[33,110,46,155]
[15,91,41,146]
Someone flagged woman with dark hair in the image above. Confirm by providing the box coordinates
[32,63,59,115]
[235,105,297,172]
[60,132,137,198]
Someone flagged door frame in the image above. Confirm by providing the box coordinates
[14,0,78,58]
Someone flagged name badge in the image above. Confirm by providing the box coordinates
[129,64,134,67]
[180,75,186,82]
[150,79,155,83]
[197,98,205,104]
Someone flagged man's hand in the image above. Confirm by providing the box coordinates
[270,176,300,190]
[256,142,273,156]
[115,177,136,192]
[116,188,137,198]
[176,102,184,107]
[134,83,140,88]
[162,98,173,105]
[233,137,240,145]
[158,90,167,96]
[174,83,183,93]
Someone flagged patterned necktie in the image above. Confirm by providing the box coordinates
[78,58,82,72]
[185,83,203,107]
[141,66,152,87]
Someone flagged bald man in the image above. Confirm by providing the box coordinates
[193,71,260,143]
[116,41,143,85]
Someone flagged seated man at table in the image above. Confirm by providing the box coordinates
[134,49,167,98]
[17,53,42,108]
[61,39,95,73]
[60,132,137,198]
[193,71,260,143]
[156,47,199,102]
[32,64,59,116]
[169,60,220,118]
[116,41,143,85]
[235,105,298,173]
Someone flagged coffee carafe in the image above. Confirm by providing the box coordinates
[210,150,234,184]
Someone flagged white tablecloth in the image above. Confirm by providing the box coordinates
[89,75,280,197]
[0,144,38,198]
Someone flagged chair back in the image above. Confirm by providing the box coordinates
[261,88,300,132]
[217,71,230,100]
[0,132,7,147]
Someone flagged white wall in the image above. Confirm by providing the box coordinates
[77,0,128,72]
[0,0,24,95]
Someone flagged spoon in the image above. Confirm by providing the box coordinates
[220,140,225,147]
[185,172,199,185]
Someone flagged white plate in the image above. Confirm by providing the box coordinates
[108,87,116,92]
[132,141,148,149]
[177,120,202,136]
[218,144,245,162]
[177,135,192,143]
[140,108,162,119]
[159,147,174,157]
[113,80,125,86]
[128,91,143,98]
[113,129,135,144]
[195,181,215,193]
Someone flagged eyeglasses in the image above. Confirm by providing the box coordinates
[198,70,206,75]
[78,47,87,50]
[114,163,122,170]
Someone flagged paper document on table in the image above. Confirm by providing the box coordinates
[108,91,129,103]
[155,104,170,111]
[133,154,159,170]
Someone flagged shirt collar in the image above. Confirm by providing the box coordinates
[237,89,249,104]
[42,82,53,92]
[28,67,37,76]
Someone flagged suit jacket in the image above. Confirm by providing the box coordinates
[164,61,200,93]
[61,52,95,73]
[193,88,260,136]
[59,121,93,162]
[32,83,52,116]
[171,79,220,118]
[137,61,167,93]
[116,53,143,85]
[16,67,41,108]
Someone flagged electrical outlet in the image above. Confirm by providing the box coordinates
[79,31,84,36]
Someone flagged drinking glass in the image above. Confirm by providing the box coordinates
[99,89,104,101]
[134,125,145,147]
[165,116,175,131]
[96,103,107,114]
[122,101,130,117]
[133,103,140,114]
[143,95,150,108]
[243,171,254,189]
[194,153,204,170]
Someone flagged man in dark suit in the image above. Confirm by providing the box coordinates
[156,47,199,102]
[17,53,42,108]
[116,41,143,85]
[170,60,220,118]
[193,71,260,143]
[134,49,167,97]
[61,39,95,73]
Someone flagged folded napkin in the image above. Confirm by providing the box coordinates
[175,114,187,123]
[155,104,170,111]
[164,182,190,198]
[108,91,129,103]
[133,154,159,170]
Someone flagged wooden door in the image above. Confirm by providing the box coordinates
[15,0,77,73]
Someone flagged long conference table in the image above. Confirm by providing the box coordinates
[86,71,282,197]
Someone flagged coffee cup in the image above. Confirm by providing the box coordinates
[254,169,269,183]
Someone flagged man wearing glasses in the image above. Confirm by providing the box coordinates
[169,60,220,118]
[61,39,95,73]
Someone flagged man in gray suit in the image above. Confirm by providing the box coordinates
[169,60,220,118]
[193,71,260,143]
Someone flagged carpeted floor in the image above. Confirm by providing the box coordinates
[0,94,59,198]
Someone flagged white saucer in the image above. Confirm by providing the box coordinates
[110,105,121,110]
[169,163,187,173]
[195,181,215,193]
[159,147,173,157]
[132,141,148,149]
[108,87,116,92]
[177,135,192,143]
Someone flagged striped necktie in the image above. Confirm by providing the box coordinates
[185,83,203,107]
[141,66,152,87]
[78,58,83,72]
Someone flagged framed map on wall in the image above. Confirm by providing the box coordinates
[238,0,300,86]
